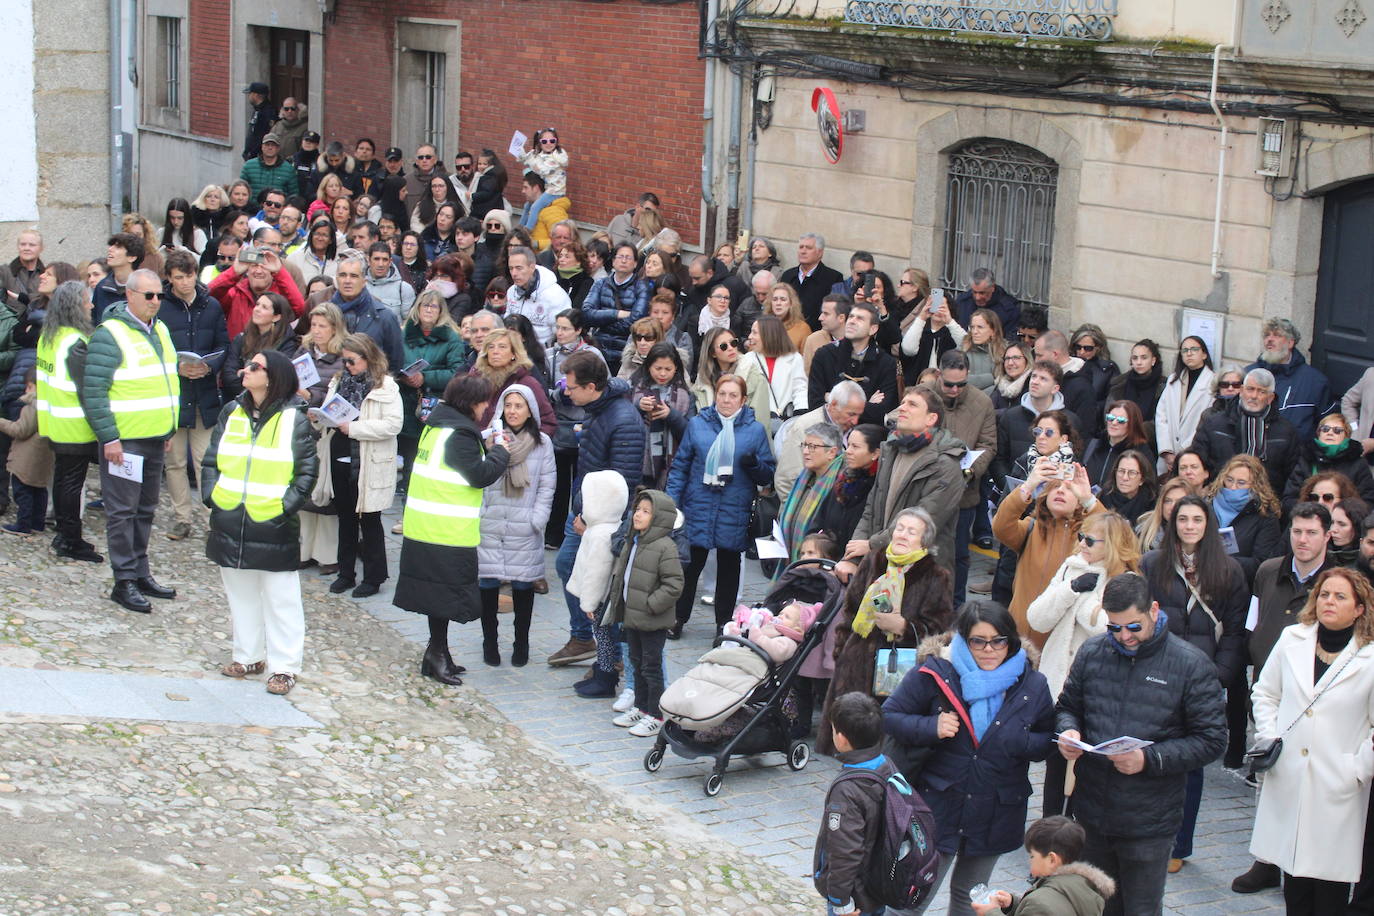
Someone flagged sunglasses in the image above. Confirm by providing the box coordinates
[967,635,1010,650]
[1016,332,1038,342]
[1076,532,1100,547]
[242,363,266,373]
[416,154,435,160]
[941,378,968,388]
[280,105,298,111]
[717,339,740,352]
[1104,414,1127,424]
[633,333,657,342]
[1319,424,1348,435]
[1031,426,1058,437]
[1105,622,1145,634]
[1073,343,1097,353]
[898,279,914,287]
[1317,492,1339,503]
[539,138,559,146]
[487,292,505,301]
[135,290,162,300]
[1219,380,1243,389]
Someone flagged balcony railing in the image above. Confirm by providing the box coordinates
[842,0,1118,41]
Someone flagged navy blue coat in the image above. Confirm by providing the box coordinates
[157,283,230,428]
[666,405,776,551]
[334,288,404,370]
[582,273,651,354]
[882,653,1055,857]
[1244,349,1335,442]
[572,377,647,509]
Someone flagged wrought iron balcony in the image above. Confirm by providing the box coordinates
[841,0,1118,41]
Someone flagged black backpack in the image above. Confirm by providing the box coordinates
[834,768,942,909]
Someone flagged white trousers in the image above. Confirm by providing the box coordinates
[221,567,305,675]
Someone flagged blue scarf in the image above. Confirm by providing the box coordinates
[1212,486,1252,529]
[703,408,738,485]
[950,634,1027,740]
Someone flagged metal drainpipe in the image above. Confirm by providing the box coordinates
[701,0,718,220]
[1208,44,1229,279]
[109,0,125,229]
[725,65,743,241]
[742,81,758,237]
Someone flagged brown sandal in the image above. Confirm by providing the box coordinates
[221,660,266,678]
[266,673,296,695]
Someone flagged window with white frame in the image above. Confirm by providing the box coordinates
[941,138,1059,308]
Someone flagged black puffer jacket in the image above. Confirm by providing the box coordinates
[572,378,647,508]
[1282,436,1374,511]
[158,284,230,427]
[1055,621,1227,838]
[1191,398,1300,496]
[1140,550,1250,685]
[201,395,319,571]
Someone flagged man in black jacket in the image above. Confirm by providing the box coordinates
[1191,367,1299,496]
[953,266,1020,341]
[242,82,277,162]
[780,233,844,329]
[1034,330,1099,436]
[158,252,229,541]
[1057,572,1227,916]
[808,301,899,427]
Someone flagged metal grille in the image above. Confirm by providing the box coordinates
[941,139,1059,309]
[843,0,1116,40]
[158,17,181,110]
[424,53,446,155]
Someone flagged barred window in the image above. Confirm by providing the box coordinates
[154,16,181,111]
[423,52,447,155]
[941,139,1058,308]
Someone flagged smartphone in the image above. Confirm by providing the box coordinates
[863,272,877,298]
[929,287,946,314]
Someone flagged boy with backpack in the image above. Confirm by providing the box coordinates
[815,692,940,916]
[971,816,1116,916]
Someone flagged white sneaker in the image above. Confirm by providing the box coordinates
[612,708,644,728]
[612,687,635,712]
[629,716,662,737]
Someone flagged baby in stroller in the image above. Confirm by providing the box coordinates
[722,601,821,664]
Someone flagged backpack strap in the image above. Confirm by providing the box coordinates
[919,664,978,748]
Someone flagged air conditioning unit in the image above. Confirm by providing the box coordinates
[1256,117,1295,178]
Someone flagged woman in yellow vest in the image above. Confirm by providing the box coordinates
[36,281,103,563]
[393,374,510,685]
[201,349,319,696]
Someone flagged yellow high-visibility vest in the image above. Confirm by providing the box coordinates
[402,425,482,547]
[102,318,180,440]
[35,328,95,444]
[210,406,297,521]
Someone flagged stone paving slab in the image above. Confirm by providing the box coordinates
[0,667,322,728]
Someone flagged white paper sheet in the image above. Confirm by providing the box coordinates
[107,452,144,482]
[960,449,985,471]
[508,131,528,159]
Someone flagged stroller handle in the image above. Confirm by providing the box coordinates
[711,633,778,674]
[783,557,836,572]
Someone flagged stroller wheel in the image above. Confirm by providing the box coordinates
[703,772,724,797]
[643,746,664,772]
[787,740,810,771]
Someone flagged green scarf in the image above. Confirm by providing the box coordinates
[776,454,844,577]
[851,543,928,640]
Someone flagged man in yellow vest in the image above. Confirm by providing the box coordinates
[80,269,182,614]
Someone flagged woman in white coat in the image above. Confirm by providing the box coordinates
[311,332,402,598]
[1249,567,1374,915]
[1155,336,1215,473]
[740,315,807,432]
[1025,511,1140,817]
[476,384,556,667]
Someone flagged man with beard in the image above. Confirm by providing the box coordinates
[1242,317,1335,442]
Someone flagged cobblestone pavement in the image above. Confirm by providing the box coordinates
[0,498,1285,914]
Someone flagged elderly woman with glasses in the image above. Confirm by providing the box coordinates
[881,599,1054,916]
[1283,412,1374,512]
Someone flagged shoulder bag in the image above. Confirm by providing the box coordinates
[1245,647,1359,774]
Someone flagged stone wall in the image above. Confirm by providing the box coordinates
[0,0,111,264]
[746,75,1373,368]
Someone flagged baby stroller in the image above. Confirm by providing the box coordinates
[644,558,845,797]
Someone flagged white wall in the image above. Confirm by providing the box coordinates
[0,0,38,224]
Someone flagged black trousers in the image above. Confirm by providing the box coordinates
[331,453,387,585]
[544,448,578,548]
[1282,873,1350,915]
[675,546,742,630]
[52,452,93,543]
[627,628,669,718]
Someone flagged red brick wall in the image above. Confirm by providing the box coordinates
[188,0,231,139]
[321,0,704,238]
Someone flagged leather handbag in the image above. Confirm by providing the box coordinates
[1245,648,1358,775]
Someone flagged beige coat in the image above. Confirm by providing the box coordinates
[0,394,53,488]
[311,375,402,513]
[1250,623,1374,882]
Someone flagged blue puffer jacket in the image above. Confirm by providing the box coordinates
[572,377,646,509]
[882,644,1056,857]
[582,273,650,352]
[1243,349,1336,442]
[666,405,776,551]
[157,283,230,427]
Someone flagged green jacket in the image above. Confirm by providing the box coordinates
[399,322,468,439]
[0,302,17,375]
[239,156,300,199]
[79,303,175,444]
[601,489,684,632]
[1009,862,1115,916]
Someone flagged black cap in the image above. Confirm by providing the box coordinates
[243,81,270,95]
[302,131,321,144]
[384,147,403,161]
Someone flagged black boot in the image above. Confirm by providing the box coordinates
[1231,860,1281,894]
[511,588,534,667]
[420,642,463,685]
[480,587,501,666]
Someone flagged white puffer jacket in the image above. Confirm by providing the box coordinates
[1024,553,1110,698]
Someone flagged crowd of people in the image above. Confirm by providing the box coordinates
[4,111,1374,914]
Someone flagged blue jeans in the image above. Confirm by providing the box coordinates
[954,505,974,607]
[555,515,593,641]
[1172,768,1204,859]
[521,192,557,228]
[972,477,994,542]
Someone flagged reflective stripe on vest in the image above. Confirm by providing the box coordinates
[36,328,95,443]
[103,319,179,440]
[210,407,297,522]
[402,426,483,547]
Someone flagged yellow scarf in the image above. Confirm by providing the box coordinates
[851,543,928,640]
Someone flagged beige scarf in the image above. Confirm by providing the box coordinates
[501,429,537,497]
